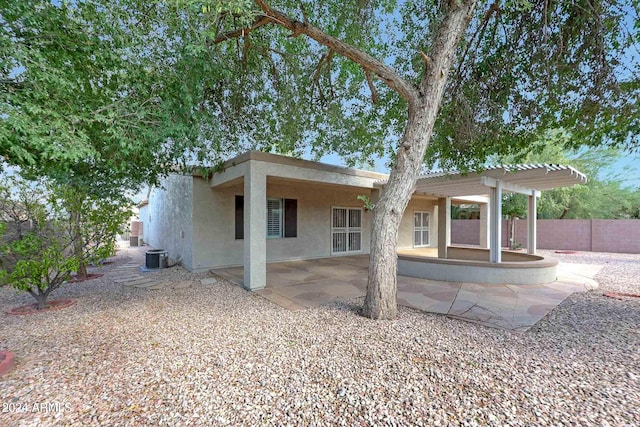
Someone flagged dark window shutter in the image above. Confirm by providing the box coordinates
[235,195,244,240]
[284,198,297,238]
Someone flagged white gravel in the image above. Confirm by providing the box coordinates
[0,247,638,426]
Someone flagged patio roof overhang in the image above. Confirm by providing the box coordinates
[395,164,587,264]
[413,164,587,198]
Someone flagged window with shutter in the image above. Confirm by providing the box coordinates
[234,196,297,239]
[267,198,282,238]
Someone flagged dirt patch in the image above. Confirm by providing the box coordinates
[0,351,15,376]
[603,292,640,300]
[7,299,77,315]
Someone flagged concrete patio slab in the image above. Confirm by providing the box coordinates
[396,277,460,314]
[255,289,308,311]
[212,256,602,331]
[270,277,365,307]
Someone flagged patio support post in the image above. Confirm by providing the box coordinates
[489,181,502,263]
[370,188,381,209]
[243,163,267,290]
[479,202,490,249]
[527,191,538,255]
[437,197,451,259]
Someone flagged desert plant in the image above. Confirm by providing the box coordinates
[0,174,130,309]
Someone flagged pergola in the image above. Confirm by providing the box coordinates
[411,164,587,263]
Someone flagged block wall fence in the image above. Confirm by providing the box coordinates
[451,219,640,254]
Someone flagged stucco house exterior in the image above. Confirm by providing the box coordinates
[140,152,449,281]
[139,151,586,290]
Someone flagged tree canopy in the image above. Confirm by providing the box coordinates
[0,173,129,309]
[0,0,223,191]
[174,0,640,169]
[2,1,638,178]
[2,0,638,319]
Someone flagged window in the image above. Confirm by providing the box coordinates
[283,199,297,238]
[235,195,244,239]
[332,207,362,254]
[234,196,297,239]
[267,198,282,238]
[414,211,430,247]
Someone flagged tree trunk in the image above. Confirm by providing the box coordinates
[363,105,434,319]
[77,259,88,278]
[34,292,48,310]
[225,0,476,320]
[509,216,515,249]
[71,205,88,278]
[362,1,476,319]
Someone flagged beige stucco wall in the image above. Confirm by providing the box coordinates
[190,176,379,271]
[190,177,241,270]
[142,174,194,268]
[265,181,374,263]
[187,176,439,271]
[397,197,438,249]
[145,151,442,274]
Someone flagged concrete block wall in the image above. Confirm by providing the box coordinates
[130,220,143,237]
[591,220,640,253]
[451,220,480,246]
[451,219,640,253]
[533,220,591,250]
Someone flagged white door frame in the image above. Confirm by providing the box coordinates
[413,210,431,248]
[331,206,363,255]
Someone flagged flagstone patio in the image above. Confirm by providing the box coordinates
[212,255,602,331]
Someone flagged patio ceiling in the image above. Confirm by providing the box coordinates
[412,164,587,198]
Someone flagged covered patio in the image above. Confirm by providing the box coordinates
[212,255,601,331]
[394,164,588,285]
[412,164,588,261]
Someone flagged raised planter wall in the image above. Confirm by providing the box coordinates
[398,246,558,285]
[446,246,545,262]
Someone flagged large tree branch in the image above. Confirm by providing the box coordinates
[419,0,477,95]
[217,0,419,103]
[450,2,499,99]
[0,79,25,92]
[214,15,273,43]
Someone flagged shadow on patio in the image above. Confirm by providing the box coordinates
[212,254,601,331]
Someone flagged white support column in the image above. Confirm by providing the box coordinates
[243,163,266,290]
[489,181,502,263]
[479,202,490,249]
[527,191,539,255]
[437,197,451,259]
[370,188,381,208]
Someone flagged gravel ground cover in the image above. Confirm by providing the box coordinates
[0,247,638,426]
